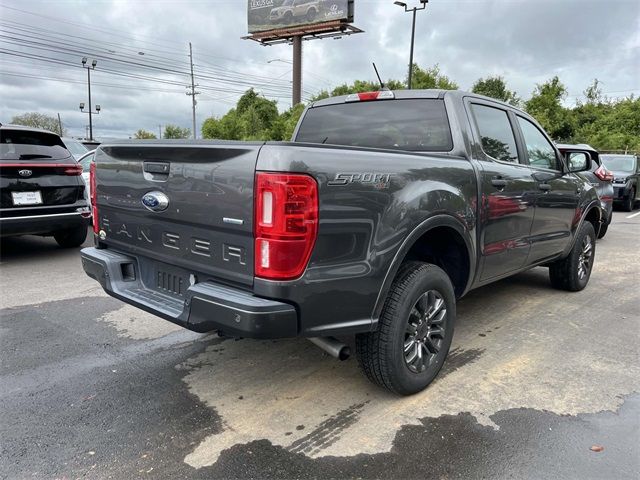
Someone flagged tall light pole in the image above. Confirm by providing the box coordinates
[394,1,428,89]
[80,57,99,140]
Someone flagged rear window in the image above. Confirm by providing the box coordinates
[295,99,453,152]
[0,129,71,161]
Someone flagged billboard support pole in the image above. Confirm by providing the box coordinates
[292,35,302,106]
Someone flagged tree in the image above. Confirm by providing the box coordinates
[163,124,191,139]
[270,103,306,141]
[525,76,574,141]
[471,76,520,106]
[11,112,65,135]
[134,129,157,139]
[410,64,458,90]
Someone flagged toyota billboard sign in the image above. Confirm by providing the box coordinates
[248,0,353,34]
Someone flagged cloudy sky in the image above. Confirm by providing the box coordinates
[1,0,638,139]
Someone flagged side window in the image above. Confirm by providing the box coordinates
[517,117,559,170]
[471,104,519,163]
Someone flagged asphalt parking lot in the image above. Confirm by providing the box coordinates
[1,210,639,480]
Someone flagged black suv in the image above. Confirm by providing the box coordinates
[0,124,90,247]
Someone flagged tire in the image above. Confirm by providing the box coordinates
[54,225,87,248]
[548,221,595,291]
[597,222,608,239]
[622,188,635,212]
[283,11,293,24]
[306,9,317,21]
[356,262,456,395]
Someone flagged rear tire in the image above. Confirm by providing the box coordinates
[356,262,456,395]
[54,225,87,248]
[548,221,595,291]
[596,222,608,239]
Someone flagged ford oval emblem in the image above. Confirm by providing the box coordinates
[141,191,169,212]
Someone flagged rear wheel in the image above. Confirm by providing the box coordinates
[54,225,87,248]
[356,262,455,395]
[548,221,595,291]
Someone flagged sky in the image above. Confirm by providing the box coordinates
[1,0,639,139]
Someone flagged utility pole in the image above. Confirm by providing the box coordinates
[394,1,428,89]
[57,113,63,136]
[186,42,200,140]
[158,124,162,139]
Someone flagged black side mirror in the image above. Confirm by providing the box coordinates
[565,151,591,173]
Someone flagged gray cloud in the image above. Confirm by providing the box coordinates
[1,0,638,139]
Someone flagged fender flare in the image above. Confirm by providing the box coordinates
[371,214,476,321]
[563,200,602,255]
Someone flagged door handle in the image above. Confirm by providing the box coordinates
[491,178,507,189]
[538,183,551,192]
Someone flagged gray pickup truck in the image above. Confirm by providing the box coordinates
[82,89,602,395]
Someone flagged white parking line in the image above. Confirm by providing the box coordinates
[626,211,640,219]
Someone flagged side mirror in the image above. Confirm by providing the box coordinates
[566,151,591,173]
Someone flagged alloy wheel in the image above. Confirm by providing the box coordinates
[404,290,447,373]
[577,235,593,280]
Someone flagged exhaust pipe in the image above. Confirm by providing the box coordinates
[309,337,350,361]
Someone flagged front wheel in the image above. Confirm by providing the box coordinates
[54,225,87,248]
[356,262,456,395]
[548,221,596,291]
[622,188,635,212]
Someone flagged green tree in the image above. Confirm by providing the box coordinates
[270,103,306,141]
[525,76,573,140]
[11,112,65,135]
[163,124,191,139]
[410,64,458,90]
[133,129,157,139]
[471,76,520,106]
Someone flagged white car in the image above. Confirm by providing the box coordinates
[62,137,90,160]
[77,149,96,200]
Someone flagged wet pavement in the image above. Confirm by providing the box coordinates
[1,210,638,479]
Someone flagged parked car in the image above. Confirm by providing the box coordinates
[76,150,95,200]
[81,90,602,395]
[61,137,89,160]
[600,154,639,212]
[0,124,90,247]
[557,144,613,238]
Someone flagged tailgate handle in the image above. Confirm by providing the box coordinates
[144,162,170,174]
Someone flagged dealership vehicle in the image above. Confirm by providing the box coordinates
[61,137,89,160]
[81,90,602,395]
[76,150,96,200]
[270,0,320,24]
[557,144,613,238]
[0,124,90,247]
[600,154,639,212]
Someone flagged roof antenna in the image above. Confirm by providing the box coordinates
[372,62,387,90]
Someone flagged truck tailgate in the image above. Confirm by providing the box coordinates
[94,142,260,288]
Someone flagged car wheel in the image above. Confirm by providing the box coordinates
[548,221,596,291]
[623,188,635,212]
[54,225,87,248]
[356,261,455,395]
[597,222,608,239]
[283,11,293,23]
[307,9,317,21]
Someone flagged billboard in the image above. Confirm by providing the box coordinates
[248,0,354,34]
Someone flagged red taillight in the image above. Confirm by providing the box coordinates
[254,172,318,280]
[90,161,99,234]
[594,165,613,182]
[64,164,83,175]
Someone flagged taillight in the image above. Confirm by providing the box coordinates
[254,172,318,280]
[594,165,613,182]
[64,164,83,175]
[90,161,99,234]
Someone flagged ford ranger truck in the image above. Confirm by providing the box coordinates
[81,90,602,395]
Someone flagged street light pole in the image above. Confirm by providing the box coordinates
[394,1,428,89]
[81,57,98,140]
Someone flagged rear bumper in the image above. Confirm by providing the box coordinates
[0,210,90,236]
[80,247,298,338]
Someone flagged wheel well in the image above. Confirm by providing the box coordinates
[584,206,601,233]
[404,226,470,297]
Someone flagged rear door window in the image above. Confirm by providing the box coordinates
[295,99,453,152]
[470,104,519,163]
[0,129,71,161]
